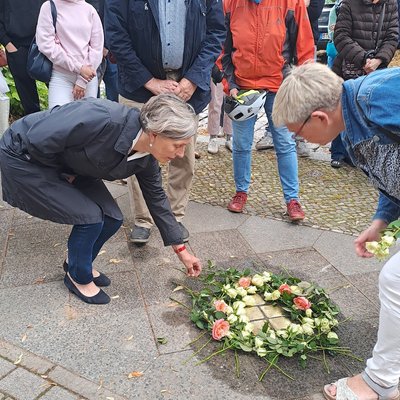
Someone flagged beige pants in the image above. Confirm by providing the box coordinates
[120,95,196,228]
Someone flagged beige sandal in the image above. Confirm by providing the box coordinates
[323,378,400,400]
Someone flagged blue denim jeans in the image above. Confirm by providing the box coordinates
[231,91,299,202]
[67,215,122,284]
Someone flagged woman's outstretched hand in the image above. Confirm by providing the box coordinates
[354,219,387,258]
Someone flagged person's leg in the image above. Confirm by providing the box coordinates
[325,251,400,399]
[167,133,196,222]
[6,46,40,115]
[103,59,119,102]
[330,134,347,167]
[92,215,123,261]
[48,70,75,109]
[265,92,299,203]
[231,116,256,193]
[68,221,104,285]
[207,80,223,154]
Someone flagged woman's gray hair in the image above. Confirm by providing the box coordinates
[139,94,198,140]
[272,63,344,127]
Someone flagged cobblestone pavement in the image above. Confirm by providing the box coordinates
[191,110,378,236]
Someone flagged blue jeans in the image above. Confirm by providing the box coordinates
[97,58,119,102]
[231,91,299,202]
[67,215,122,284]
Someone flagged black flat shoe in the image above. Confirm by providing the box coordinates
[63,261,111,287]
[64,273,110,305]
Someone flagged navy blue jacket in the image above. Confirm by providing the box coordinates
[104,0,226,114]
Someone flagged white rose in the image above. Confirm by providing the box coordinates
[244,322,254,332]
[262,272,272,282]
[289,323,302,335]
[264,292,273,301]
[242,295,256,307]
[254,337,264,348]
[365,241,380,253]
[241,329,251,338]
[225,306,234,315]
[226,288,238,299]
[239,315,249,324]
[236,287,247,297]
[327,332,339,341]
[302,324,314,336]
[381,235,395,246]
[227,314,238,324]
[256,347,267,357]
[290,285,303,295]
[271,290,281,300]
[302,317,314,327]
[246,285,257,294]
[305,308,313,318]
[252,274,264,287]
[276,330,288,339]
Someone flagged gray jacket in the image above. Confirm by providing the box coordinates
[0,98,182,246]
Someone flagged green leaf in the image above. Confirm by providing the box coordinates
[157,337,168,345]
[214,311,226,319]
[238,343,253,352]
[196,320,205,329]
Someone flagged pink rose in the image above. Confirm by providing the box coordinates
[293,296,312,311]
[278,284,292,294]
[212,319,230,341]
[238,277,251,288]
[214,300,228,312]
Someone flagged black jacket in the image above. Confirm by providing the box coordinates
[307,0,325,45]
[0,98,183,245]
[333,0,399,76]
[0,0,45,47]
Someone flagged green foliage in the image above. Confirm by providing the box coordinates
[1,66,48,118]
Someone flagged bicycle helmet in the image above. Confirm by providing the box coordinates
[224,90,267,121]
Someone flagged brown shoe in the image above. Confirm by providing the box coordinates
[286,199,305,221]
[227,192,247,213]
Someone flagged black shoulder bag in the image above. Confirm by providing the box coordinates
[27,0,57,84]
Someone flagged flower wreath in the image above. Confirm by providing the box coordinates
[181,264,359,380]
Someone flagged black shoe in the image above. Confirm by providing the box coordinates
[63,261,111,287]
[129,225,151,244]
[330,159,343,168]
[64,273,110,305]
[178,222,190,243]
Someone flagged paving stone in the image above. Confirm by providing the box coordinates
[0,341,53,375]
[39,387,79,400]
[183,202,249,234]
[48,367,126,400]
[0,368,47,400]
[350,270,380,306]
[0,358,15,379]
[313,231,383,276]
[238,216,322,253]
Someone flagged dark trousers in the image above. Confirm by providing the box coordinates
[67,215,123,284]
[6,46,40,115]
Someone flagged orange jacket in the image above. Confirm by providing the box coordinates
[221,0,315,92]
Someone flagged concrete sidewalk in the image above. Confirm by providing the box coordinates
[0,171,386,400]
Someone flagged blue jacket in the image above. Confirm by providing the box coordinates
[341,68,400,223]
[104,0,226,114]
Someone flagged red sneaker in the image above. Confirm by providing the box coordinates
[286,199,305,221]
[227,192,248,213]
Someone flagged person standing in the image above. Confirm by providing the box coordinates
[36,0,104,109]
[105,0,226,244]
[273,62,400,400]
[222,0,314,221]
[0,0,44,115]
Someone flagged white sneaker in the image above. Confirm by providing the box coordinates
[207,138,219,154]
[296,139,311,157]
[225,137,233,152]
[255,134,274,150]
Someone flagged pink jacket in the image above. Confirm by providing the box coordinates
[36,0,104,89]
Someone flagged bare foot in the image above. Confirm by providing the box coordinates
[67,273,100,297]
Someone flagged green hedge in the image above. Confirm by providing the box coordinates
[2,66,48,118]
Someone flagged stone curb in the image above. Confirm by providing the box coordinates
[0,339,126,400]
